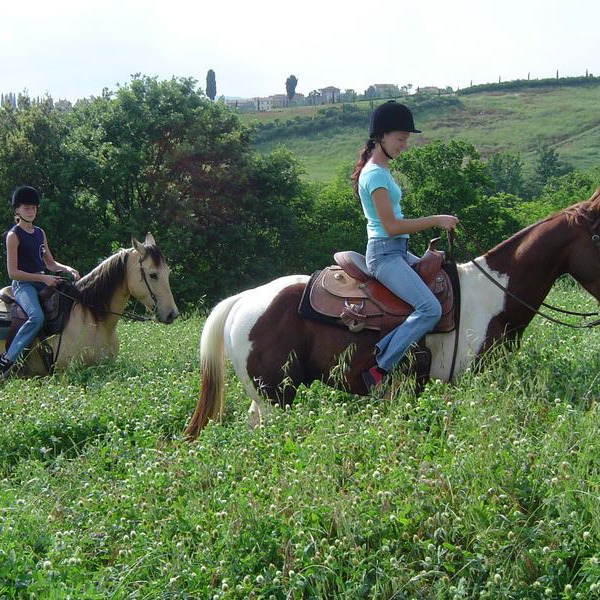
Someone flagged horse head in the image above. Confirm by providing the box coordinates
[564,187,600,303]
[129,233,179,324]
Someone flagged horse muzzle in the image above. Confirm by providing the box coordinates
[158,307,179,324]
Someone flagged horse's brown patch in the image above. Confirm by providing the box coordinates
[247,283,381,404]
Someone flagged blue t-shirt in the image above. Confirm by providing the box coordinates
[358,162,408,239]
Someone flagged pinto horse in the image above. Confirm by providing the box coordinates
[184,189,600,439]
[0,233,178,377]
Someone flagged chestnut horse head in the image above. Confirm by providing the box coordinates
[184,188,600,439]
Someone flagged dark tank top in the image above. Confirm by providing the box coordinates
[10,225,46,273]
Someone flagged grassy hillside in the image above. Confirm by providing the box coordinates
[240,82,600,182]
[1,280,600,597]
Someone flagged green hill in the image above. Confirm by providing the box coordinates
[240,79,600,182]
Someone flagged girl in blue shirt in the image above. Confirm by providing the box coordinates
[350,101,459,390]
[1,186,80,378]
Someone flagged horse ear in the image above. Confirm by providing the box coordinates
[144,232,156,246]
[131,236,147,259]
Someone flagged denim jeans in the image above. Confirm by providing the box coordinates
[366,237,441,373]
[6,280,46,363]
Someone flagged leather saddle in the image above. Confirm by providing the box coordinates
[0,282,74,353]
[298,238,455,335]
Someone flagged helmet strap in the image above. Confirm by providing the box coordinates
[380,140,394,161]
[15,208,35,224]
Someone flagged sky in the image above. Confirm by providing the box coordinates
[2,0,599,102]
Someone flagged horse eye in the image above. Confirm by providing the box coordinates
[149,273,158,280]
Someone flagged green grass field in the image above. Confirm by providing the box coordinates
[1,279,600,597]
[242,84,600,182]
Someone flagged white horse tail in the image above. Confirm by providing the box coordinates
[184,293,241,440]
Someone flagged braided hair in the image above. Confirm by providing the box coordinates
[350,137,377,197]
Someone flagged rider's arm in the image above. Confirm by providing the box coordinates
[371,187,459,236]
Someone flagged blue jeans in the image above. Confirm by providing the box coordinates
[6,281,46,363]
[366,237,441,373]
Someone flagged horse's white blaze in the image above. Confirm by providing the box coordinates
[224,275,310,416]
[427,257,508,381]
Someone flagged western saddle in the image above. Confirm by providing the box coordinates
[299,238,455,336]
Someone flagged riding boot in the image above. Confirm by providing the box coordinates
[0,352,14,380]
[401,340,432,394]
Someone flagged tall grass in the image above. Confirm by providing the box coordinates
[1,280,600,598]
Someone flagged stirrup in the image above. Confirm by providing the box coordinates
[38,341,55,374]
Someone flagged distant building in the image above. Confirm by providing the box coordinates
[372,83,400,97]
[320,86,341,103]
[270,94,288,109]
[417,86,442,95]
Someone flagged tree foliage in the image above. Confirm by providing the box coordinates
[285,75,298,102]
[394,140,520,257]
[0,76,312,306]
[1,76,598,312]
[206,69,217,101]
[484,152,524,197]
[527,143,573,198]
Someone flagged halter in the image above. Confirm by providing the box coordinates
[580,209,600,257]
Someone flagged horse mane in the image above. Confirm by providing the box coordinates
[566,186,600,227]
[71,249,131,321]
[144,244,165,267]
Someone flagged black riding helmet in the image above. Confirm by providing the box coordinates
[369,100,422,137]
[10,185,40,209]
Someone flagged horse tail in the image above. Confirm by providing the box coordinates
[184,293,241,441]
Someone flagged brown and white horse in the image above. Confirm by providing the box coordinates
[0,233,178,376]
[184,189,600,439]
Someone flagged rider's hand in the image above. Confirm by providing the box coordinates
[436,215,459,230]
[43,274,62,287]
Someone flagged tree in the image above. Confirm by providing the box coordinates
[526,143,573,198]
[67,75,312,305]
[395,140,519,256]
[206,69,217,101]
[484,152,524,197]
[285,75,298,104]
[0,74,317,306]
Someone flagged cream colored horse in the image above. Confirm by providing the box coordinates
[0,233,178,376]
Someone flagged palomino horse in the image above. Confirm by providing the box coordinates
[184,189,600,439]
[0,233,178,377]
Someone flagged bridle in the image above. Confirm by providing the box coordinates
[138,255,158,311]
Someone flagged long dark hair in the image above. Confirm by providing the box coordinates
[350,138,377,197]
